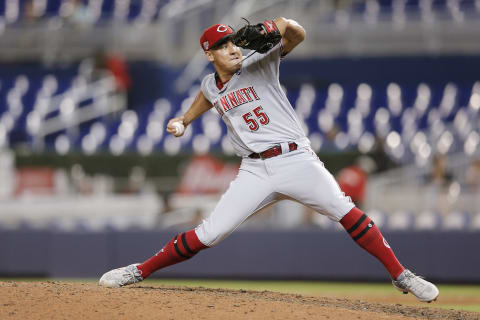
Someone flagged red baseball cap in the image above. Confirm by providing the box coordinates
[200,24,234,52]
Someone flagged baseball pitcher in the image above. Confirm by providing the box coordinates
[99,17,439,303]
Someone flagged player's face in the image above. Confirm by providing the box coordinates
[209,41,243,74]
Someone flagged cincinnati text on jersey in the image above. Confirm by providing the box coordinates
[213,86,260,116]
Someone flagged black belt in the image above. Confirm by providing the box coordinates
[248,142,298,160]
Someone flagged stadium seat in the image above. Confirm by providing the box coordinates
[387,211,413,230]
[0,59,478,166]
[414,211,440,230]
[471,212,480,230]
[442,211,469,230]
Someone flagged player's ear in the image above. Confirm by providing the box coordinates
[205,51,214,63]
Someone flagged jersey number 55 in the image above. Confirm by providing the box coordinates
[242,106,270,131]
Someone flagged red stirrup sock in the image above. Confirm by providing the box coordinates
[137,229,208,278]
[340,207,405,279]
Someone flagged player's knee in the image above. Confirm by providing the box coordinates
[196,222,232,247]
[206,227,232,246]
[197,233,224,247]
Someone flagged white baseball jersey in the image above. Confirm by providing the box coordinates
[201,42,310,157]
[195,42,355,247]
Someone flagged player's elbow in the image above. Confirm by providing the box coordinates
[295,27,306,44]
[285,19,306,44]
[298,26,306,42]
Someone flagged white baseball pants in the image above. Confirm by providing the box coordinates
[195,146,355,246]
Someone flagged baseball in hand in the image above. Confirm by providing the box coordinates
[172,121,185,137]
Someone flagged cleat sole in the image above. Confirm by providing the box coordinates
[422,295,438,303]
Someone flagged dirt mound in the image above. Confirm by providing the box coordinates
[0,281,478,320]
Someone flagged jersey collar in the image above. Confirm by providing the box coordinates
[215,69,242,93]
[215,72,227,90]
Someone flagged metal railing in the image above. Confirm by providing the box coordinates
[31,74,126,150]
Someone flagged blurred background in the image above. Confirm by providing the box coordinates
[0,0,479,283]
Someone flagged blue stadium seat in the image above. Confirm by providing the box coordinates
[1,60,478,162]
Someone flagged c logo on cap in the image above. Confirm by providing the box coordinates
[217,25,228,32]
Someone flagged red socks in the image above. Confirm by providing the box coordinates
[340,207,405,279]
[137,209,404,280]
[137,229,208,278]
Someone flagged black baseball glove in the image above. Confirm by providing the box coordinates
[232,19,282,54]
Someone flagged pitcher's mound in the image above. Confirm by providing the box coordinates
[0,281,477,320]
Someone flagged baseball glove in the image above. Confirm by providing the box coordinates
[232,19,282,54]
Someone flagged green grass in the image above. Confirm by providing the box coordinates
[3,278,480,313]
